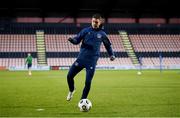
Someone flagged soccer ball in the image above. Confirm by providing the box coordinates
[78,99,92,112]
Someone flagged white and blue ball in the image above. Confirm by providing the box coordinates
[78,99,92,112]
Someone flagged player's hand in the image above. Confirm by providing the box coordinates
[68,37,73,42]
[24,64,27,69]
[110,55,115,61]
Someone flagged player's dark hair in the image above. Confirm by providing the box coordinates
[92,13,102,19]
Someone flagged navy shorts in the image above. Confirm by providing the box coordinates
[28,64,32,69]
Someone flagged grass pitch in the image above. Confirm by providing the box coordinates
[0,70,180,117]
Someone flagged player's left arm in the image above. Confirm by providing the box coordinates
[102,33,115,61]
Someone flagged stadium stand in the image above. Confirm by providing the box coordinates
[107,18,136,23]
[0,22,179,68]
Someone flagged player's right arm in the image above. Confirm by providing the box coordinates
[68,28,86,45]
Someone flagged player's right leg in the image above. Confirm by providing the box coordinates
[67,61,83,101]
[81,64,96,99]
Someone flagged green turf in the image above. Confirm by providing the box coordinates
[0,70,180,117]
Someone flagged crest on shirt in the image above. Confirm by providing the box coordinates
[74,62,79,66]
[97,33,102,39]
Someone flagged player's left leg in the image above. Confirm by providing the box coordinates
[28,64,32,75]
[81,64,96,99]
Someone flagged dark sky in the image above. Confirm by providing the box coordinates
[0,0,179,17]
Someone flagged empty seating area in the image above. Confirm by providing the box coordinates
[129,34,180,52]
[45,34,125,52]
[97,58,133,65]
[0,34,37,67]
[0,34,36,52]
[129,34,180,66]
[141,57,180,66]
[0,22,179,68]
[47,58,76,66]
[45,34,80,52]
[45,34,130,66]
[47,57,133,66]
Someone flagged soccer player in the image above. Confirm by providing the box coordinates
[66,14,115,101]
[25,53,33,76]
